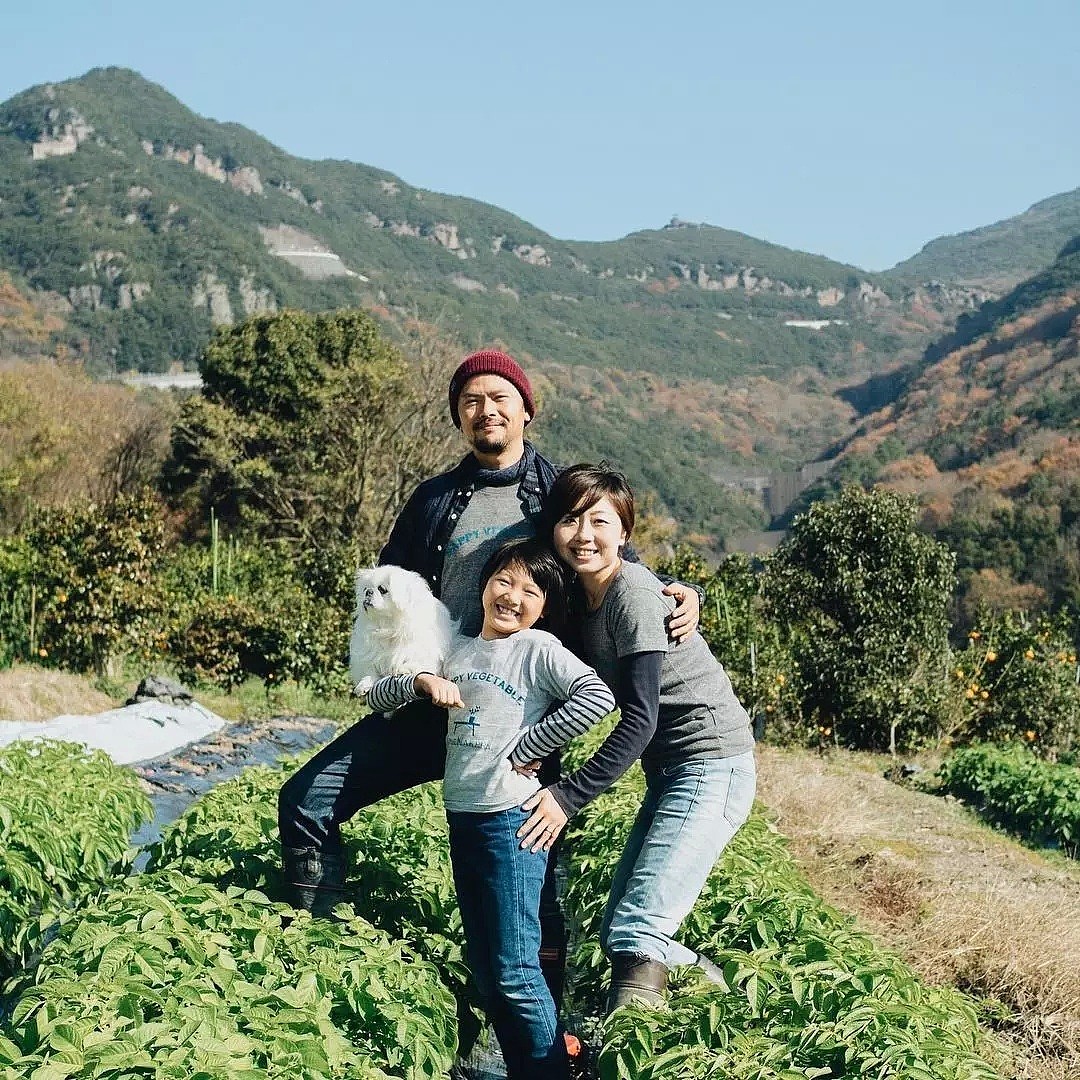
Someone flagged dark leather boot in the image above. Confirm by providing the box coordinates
[606,954,668,1013]
[281,845,348,916]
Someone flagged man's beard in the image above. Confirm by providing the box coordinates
[471,424,508,453]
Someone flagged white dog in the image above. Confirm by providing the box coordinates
[348,565,458,699]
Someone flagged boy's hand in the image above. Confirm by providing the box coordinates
[414,672,463,709]
[663,582,700,643]
[511,757,542,778]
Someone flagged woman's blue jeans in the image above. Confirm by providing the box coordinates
[601,751,757,968]
[448,807,568,1080]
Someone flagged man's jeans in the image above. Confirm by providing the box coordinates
[449,807,568,1080]
[600,751,757,968]
[278,699,449,852]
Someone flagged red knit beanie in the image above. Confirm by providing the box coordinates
[448,349,536,428]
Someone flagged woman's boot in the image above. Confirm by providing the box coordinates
[281,845,347,916]
[606,954,668,1013]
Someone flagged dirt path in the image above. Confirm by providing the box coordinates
[756,745,1080,1080]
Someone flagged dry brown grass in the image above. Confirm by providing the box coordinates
[757,744,1080,1080]
[0,663,120,721]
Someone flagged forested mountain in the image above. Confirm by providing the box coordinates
[0,66,1073,546]
[0,67,967,376]
[827,238,1080,619]
[887,188,1080,291]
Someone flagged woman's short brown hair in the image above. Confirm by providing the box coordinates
[545,463,635,538]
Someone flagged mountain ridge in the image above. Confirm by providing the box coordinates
[817,237,1080,615]
[0,67,961,364]
[0,65,1071,547]
[887,188,1080,291]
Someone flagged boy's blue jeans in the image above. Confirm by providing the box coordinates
[601,751,757,968]
[448,807,569,1080]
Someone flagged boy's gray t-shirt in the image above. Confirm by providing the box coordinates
[442,628,596,813]
[581,560,754,770]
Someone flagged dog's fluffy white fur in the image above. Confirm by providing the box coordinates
[348,564,457,698]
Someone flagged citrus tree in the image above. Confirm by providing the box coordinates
[766,486,957,751]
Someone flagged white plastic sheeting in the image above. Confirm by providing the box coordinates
[0,700,227,764]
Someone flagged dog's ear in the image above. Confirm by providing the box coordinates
[393,568,434,611]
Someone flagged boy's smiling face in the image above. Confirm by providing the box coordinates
[481,561,546,640]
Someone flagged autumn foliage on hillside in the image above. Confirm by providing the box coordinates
[831,241,1080,624]
[0,273,66,363]
[0,363,178,532]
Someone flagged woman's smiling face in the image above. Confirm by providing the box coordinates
[553,495,627,579]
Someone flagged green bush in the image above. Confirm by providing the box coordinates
[936,743,1080,856]
[169,587,348,694]
[949,610,1080,752]
[0,535,33,667]
[766,487,957,751]
[156,531,352,693]
[21,490,168,673]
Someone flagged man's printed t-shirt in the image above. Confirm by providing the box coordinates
[438,484,535,635]
[366,629,614,813]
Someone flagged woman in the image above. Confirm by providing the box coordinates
[515,464,756,1011]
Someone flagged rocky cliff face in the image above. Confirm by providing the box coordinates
[0,67,1040,451]
[29,104,93,159]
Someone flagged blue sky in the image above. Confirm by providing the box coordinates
[3,0,1078,270]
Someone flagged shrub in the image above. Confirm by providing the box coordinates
[0,535,33,667]
[0,363,177,534]
[22,489,169,673]
[169,586,349,693]
[936,743,1080,855]
[766,486,956,751]
[949,609,1080,752]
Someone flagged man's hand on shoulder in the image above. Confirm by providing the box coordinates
[662,582,700,644]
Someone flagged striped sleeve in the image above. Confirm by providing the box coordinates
[508,672,615,765]
[365,673,422,714]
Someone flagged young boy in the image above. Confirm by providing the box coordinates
[367,539,614,1080]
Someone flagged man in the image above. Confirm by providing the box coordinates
[277,348,699,999]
